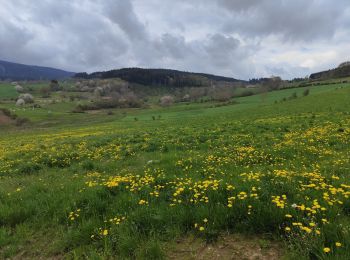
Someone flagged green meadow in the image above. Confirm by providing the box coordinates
[0,82,349,259]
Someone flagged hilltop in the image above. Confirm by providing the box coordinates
[0,59,74,81]
[310,62,350,80]
[75,68,246,88]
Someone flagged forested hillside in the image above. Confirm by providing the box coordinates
[75,68,246,88]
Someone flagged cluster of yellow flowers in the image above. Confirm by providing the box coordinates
[91,215,127,239]
[271,195,287,209]
[68,209,81,221]
[194,218,208,232]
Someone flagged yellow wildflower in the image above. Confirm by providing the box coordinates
[323,247,330,253]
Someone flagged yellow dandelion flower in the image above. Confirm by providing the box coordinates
[323,247,330,253]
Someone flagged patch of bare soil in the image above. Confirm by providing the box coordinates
[0,111,13,125]
[167,234,285,260]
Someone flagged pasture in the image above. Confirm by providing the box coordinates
[0,83,349,259]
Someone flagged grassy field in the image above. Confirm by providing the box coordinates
[0,83,17,99]
[0,82,56,100]
[0,83,349,259]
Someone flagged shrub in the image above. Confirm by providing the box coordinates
[240,90,254,97]
[72,105,85,113]
[160,95,174,107]
[73,94,142,112]
[303,89,310,96]
[94,87,105,97]
[210,86,234,102]
[182,94,190,102]
[16,98,25,106]
[288,92,297,100]
[18,93,34,103]
[14,85,24,93]
[40,87,51,98]
[50,80,62,91]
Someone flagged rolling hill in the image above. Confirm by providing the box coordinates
[0,59,74,80]
[309,62,350,80]
[75,68,246,87]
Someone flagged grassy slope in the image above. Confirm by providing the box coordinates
[0,82,345,131]
[0,83,349,259]
[0,82,52,99]
[0,83,17,99]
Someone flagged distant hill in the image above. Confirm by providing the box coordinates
[0,60,74,80]
[75,68,246,88]
[310,62,350,80]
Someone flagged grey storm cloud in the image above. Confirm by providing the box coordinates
[0,0,349,79]
[103,0,148,41]
[217,0,349,41]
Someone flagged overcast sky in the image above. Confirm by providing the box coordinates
[1,0,349,79]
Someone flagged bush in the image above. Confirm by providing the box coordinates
[240,90,254,97]
[73,95,143,112]
[14,85,24,93]
[72,105,85,113]
[18,93,34,103]
[50,80,62,91]
[210,87,234,102]
[16,99,25,106]
[303,89,310,96]
[40,87,51,98]
[289,92,297,100]
[94,87,105,97]
[160,95,174,107]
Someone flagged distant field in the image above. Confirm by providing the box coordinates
[0,81,73,101]
[0,82,349,259]
[0,81,346,127]
[0,83,17,99]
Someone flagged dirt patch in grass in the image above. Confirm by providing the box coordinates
[0,111,14,125]
[167,234,285,260]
